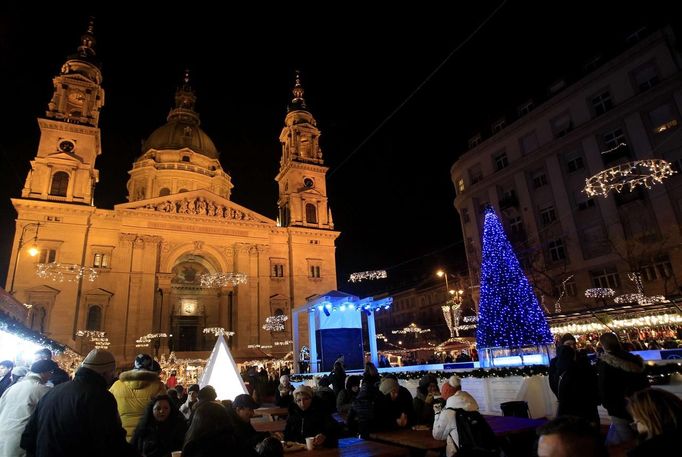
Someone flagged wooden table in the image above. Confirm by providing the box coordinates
[253,420,286,433]
[255,406,289,421]
[302,437,409,456]
[483,415,548,436]
[369,429,445,451]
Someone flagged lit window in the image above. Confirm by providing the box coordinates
[457,178,465,193]
[39,249,56,264]
[93,253,111,268]
[272,264,284,278]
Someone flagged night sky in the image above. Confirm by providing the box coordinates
[0,3,674,295]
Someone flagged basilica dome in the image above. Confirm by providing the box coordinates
[143,118,219,159]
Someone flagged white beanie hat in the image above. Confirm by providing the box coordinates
[448,375,461,388]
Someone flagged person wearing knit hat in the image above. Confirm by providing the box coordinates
[109,353,166,441]
[376,377,415,430]
[0,359,54,456]
[81,348,117,376]
[440,375,461,401]
[432,374,480,456]
[20,348,136,456]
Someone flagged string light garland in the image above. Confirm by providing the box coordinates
[349,270,388,282]
[477,207,553,348]
[0,311,65,353]
[75,330,106,339]
[291,363,682,383]
[247,344,272,349]
[583,159,675,198]
[554,275,574,313]
[262,315,288,332]
[36,263,98,282]
[376,333,388,342]
[203,327,235,337]
[199,272,247,288]
[392,323,431,337]
[274,340,293,346]
[585,288,615,299]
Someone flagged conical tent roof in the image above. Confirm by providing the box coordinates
[199,334,248,401]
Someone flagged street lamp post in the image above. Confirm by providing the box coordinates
[9,222,41,294]
[437,270,464,338]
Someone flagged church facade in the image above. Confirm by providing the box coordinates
[4,23,339,364]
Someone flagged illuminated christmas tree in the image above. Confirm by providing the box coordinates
[476,206,553,349]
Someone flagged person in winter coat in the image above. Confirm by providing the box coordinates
[375,377,415,431]
[20,349,137,457]
[274,375,295,408]
[626,388,682,456]
[0,360,14,398]
[180,383,200,420]
[34,348,70,386]
[284,386,338,448]
[336,375,361,417]
[432,375,479,457]
[413,374,440,425]
[329,361,346,396]
[131,394,187,457]
[596,332,648,446]
[555,345,600,426]
[0,360,56,457]
[182,401,236,457]
[346,374,381,438]
[110,353,167,441]
[226,394,268,455]
[548,333,577,397]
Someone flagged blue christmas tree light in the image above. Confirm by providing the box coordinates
[476,206,553,348]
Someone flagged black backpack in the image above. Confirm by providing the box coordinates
[446,408,500,457]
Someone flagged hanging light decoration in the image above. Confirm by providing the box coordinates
[274,340,293,346]
[392,323,430,338]
[349,270,387,282]
[76,330,106,339]
[585,288,615,299]
[199,272,248,288]
[203,327,235,337]
[583,158,675,198]
[36,263,98,282]
[262,315,288,332]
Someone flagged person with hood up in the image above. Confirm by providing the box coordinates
[432,375,480,457]
[597,332,648,446]
[0,359,57,457]
[110,353,167,441]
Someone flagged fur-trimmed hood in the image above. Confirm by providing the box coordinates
[118,368,161,388]
[598,351,645,373]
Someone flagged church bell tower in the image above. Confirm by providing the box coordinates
[21,18,104,205]
[275,72,333,229]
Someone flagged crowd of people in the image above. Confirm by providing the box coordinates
[2,331,682,456]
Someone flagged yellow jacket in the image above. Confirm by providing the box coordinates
[109,369,166,441]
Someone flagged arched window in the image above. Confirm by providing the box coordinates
[275,308,284,316]
[159,188,171,197]
[182,156,190,162]
[50,172,69,197]
[305,203,317,224]
[86,305,102,331]
[179,188,188,193]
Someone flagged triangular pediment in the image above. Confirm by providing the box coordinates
[84,288,114,297]
[26,285,61,294]
[44,152,84,163]
[115,189,275,225]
